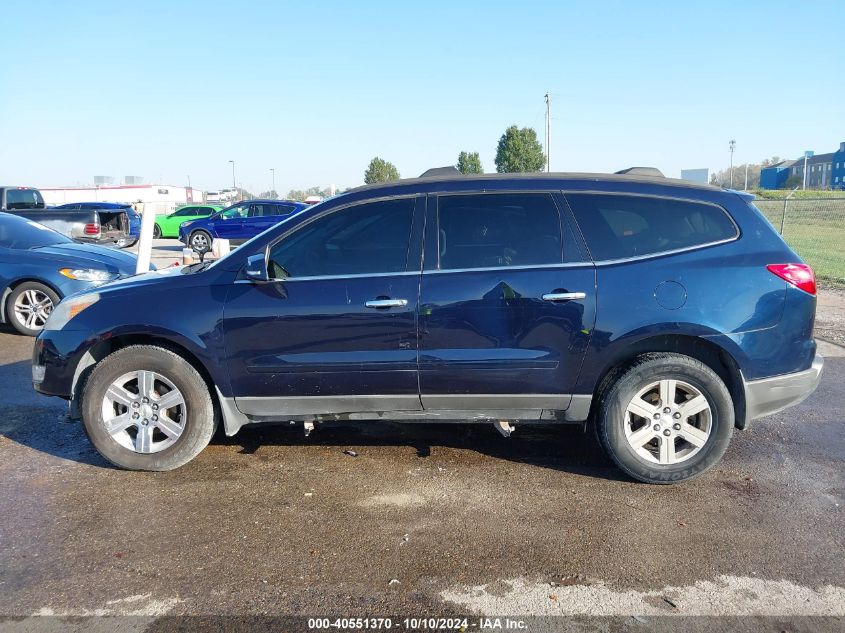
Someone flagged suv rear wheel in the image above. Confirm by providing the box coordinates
[81,345,216,470]
[596,353,733,484]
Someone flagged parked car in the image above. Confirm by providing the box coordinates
[53,202,142,248]
[1,187,133,248]
[33,170,822,481]
[0,212,138,336]
[178,199,307,251]
[154,205,222,239]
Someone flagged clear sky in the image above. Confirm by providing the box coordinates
[1,0,842,194]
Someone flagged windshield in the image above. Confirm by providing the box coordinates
[0,215,73,249]
[5,189,45,210]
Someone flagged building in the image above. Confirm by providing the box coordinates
[40,184,203,214]
[760,141,845,189]
[680,168,709,184]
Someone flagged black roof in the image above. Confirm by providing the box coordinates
[347,170,721,195]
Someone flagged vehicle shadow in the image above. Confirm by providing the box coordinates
[215,418,627,482]
[0,359,113,468]
[1,348,624,479]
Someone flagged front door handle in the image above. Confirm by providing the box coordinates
[542,292,586,302]
[365,298,408,309]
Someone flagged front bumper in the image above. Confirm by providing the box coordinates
[32,330,90,399]
[744,352,824,421]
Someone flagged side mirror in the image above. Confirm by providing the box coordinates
[244,253,269,282]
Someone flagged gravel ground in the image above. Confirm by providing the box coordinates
[818,286,845,348]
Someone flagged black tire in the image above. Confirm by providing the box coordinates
[81,345,216,471]
[5,281,60,336]
[189,230,212,253]
[153,224,162,239]
[595,353,734,484]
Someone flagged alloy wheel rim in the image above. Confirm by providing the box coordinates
[191,233,208,250]
[101,370,187,454]
[623,378,712,465]
[13,289,54,330]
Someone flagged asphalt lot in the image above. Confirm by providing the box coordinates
[0,279,843,629]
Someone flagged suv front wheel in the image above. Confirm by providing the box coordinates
[81,345,216,470]
[596,353,734,484]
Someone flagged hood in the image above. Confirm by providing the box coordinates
[34,242,138,274]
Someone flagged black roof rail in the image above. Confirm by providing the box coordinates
[615,167,665,177]
[419,166,462,178]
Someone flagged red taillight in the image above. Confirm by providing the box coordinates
[767,263,816,295]
[83,223,100,235]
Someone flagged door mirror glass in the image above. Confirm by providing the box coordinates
[244,253,269,282]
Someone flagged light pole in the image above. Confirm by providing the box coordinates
[729,140,736,188]
[270,168,275,197]
[228,160,236,199]
[802,151,813,190]
[544,92,551,172]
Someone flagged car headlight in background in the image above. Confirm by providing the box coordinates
[43,293,100,331]
[59,268,118,282]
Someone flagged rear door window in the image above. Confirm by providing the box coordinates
[566,193,738,261]
[436,193,562,270]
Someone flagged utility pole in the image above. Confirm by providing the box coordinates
[729,139,736,188]
[228,160,237,200]
[270,168,275,197]
[544,92,551,172]
[744,163,748,191]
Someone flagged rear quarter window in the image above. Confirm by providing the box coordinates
[566,193,738,261]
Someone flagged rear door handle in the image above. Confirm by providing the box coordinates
[542,292,586,302]
[365,298,408,309]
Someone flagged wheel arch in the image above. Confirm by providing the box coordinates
[1,277,64,324]
[589,333,747,429]
[70,332,223,423]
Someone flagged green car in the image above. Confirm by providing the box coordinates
[153,205,222,239]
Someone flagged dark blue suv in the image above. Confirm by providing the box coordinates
[32,171,823,482]
[178,199,307,251]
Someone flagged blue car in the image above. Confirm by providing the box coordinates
[0,212,137,336]
[33,169,822,482]
[54,202,142,248]
[178,199,307,251]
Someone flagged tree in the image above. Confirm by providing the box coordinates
[494,125,545,173]
[259,190,278,199]
[364,157,400,184]
[709,156,784,190]
[286,186,334,202]
[456,151,483,174]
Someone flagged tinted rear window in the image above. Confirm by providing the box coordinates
[566,194,738,261]
[437,193,562,270]
[5,189,45,210]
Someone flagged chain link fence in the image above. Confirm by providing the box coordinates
[752,198,845,286]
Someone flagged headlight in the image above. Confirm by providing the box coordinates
[59,268,118,282]
[181,221,194,229]
[43,294,100,331]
